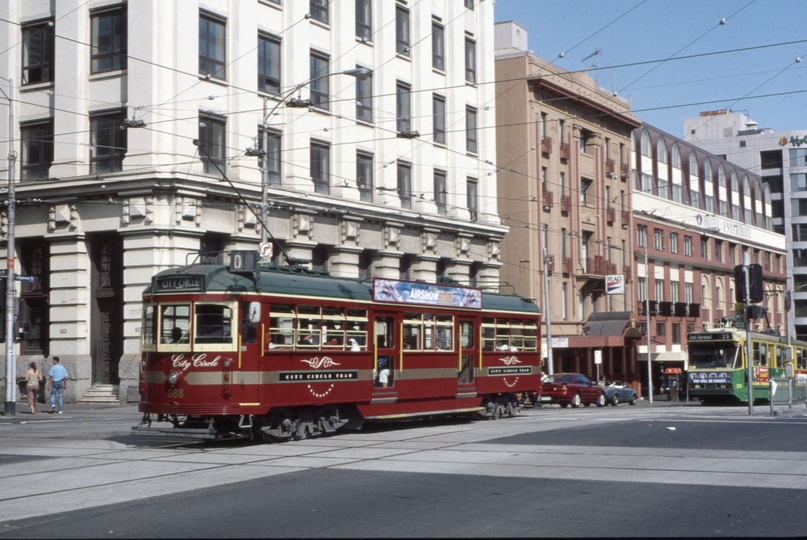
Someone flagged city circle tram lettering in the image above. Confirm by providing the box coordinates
[279,371,359,382]
[487,367,532,376]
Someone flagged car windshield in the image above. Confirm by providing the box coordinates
[550,374,574,383]
[688,343,739,369]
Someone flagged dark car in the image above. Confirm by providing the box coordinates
[540,373,606,408]
[598,380,638,406]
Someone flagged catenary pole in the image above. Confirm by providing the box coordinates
[3,78,16,416]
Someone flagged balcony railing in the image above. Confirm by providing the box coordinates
[541,137,552,154]
[559,142,571,161]
[606,206,616,223]
[623,265,632,281]
[606,158,616,175]
[562,256,573,274]
[561,194,572,214]
[542,190,553,210]
[620,162,630,176]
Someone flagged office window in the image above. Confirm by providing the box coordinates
[199,13,226,80]
[637,225,647,248]
[654,229,664,251]
[792,198,807,217]
[398,162,412,209]
[310,0,328,24]
[19,239,50,356]
[670,232,679,254]
[20,120,53,181]
[791,148,807,168]
[22,20,54,85]
[310,51,329,110]
[467,177,478,221]
[670,280,680,303]
[655,279,664,302]
[656,322,666,337]
[433,95,446,145]
[465,36,476,83]
[356,0,371,40]
[432,21,445,71]
[684,236,693,256]
[396,82,411,132]
[715,241,723,262]
[685,283,694,304]
[91,111,127,174]
[311,141,330,194]
[198,114,225,175]
[561,228,568,260]
[581,178,592,205]
[396,6,410,55]
[466,107,478,154]
[356,69,373,123]
[434,170,447,215]
[91,7,126,73]
[465,0,475,8]
[701,237,709,259]
[638,277,647,302]
[258,34,281,95]
[259,128,281,185]
[794,224,807,242]
[672,323,681,345]
[561,283,568,320]
[357,152,373,202]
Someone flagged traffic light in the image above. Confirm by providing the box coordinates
[734,264,764,304]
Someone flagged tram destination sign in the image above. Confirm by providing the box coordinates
[688,333,732,341]
[155,276,203,292]
[373,278,482,309]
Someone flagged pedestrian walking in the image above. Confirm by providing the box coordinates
[24,362,43,415]
[47,356,68,414]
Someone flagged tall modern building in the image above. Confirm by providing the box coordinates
[0,0,503,404]
[494,22,644,390]
[683,110,800,340]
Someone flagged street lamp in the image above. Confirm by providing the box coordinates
[247,68,372,245]
[0,76,16,416]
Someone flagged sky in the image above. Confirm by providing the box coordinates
[494,0,807,138]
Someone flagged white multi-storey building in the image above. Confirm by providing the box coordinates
[0,0,503,404]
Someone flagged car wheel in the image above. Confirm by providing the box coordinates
[610,394,619,406]
[596,393,606,407]
[629,395,637,406]
[571,393,582,408]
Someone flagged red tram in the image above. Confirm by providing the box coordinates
[133,251,542,441]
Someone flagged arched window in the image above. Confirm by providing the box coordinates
[657,138,668,163]
[730,172,740,220]
[671,144,681,169]
[641,131,652,157]
[703,160,714,213]
[688,152,700,208]
[718,165,726,187]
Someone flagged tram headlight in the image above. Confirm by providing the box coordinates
[167,371,179,385]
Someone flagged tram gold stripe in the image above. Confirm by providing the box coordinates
[239,403,261,406]
[366,407,484,420]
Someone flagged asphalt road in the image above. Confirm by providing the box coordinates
[1,402,806,538]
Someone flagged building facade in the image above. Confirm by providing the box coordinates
[494,22,643,390]
[683,110,804,341]
[634,123,787,396]
[0,0,504,404]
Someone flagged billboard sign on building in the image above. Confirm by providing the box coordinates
[605,275,624,295]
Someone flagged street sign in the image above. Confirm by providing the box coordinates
[259,242,273,259]
[15,275,35,283]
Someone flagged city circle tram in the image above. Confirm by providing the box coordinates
[133,251,542,441]
[687,326,807,404]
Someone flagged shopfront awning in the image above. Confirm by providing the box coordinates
[582,311,642,340]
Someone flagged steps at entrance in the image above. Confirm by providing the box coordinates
[78,384,120,404]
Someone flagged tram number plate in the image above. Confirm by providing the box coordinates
[166,388,184,398]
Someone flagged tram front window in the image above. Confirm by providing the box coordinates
[688,344,739,369]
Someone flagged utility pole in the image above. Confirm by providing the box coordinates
[542,224,553,375]
[3,78,15,416]
[645,240,653,404]
[743,253,753,415]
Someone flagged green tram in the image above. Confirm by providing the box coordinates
[687,328,807,404]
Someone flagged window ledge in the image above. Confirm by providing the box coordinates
[432,68,446,76]
[466,81,478,88]
[89,69,126,82]
[355,119,374,128]
[356,37,373,47]
[309,18,330,30]
[198,75,229,87]
[19,81,54,93]
[396,52,412,62]
[258,0,282,10]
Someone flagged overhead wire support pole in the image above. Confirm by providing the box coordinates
[542,224,553,376]
[2,78,16,416]
[645,236,653,404]
[744,253,754,415]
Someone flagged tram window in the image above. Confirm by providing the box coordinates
[436,316,453,350]
[297,305,322,347]
[142,305,157,350]
[423,314,435,350]
[495,318,512,351]
[775,346,782,368]
[323,307,346,348]
[460,321,474,349]
[511,321,525,351]
[346,308,368,350]
[481,318,495,351]
[268,304,294,350]
[160,304,190,345]
[194,304,234,345]
[403,313,422,350]
[375,316,395,349]
[753,342,768,366]
[798,349,806,369]
[523,323,538,351]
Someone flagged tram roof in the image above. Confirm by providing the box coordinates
[146,264,541,315]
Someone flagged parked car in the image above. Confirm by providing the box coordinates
[598,380,638,406]
[540,373,606,408]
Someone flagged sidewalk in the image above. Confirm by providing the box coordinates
[0,402,140,423]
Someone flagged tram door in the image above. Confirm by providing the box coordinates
[238,301,261,406]
[372,314,398,399]
[457,320,477,394]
